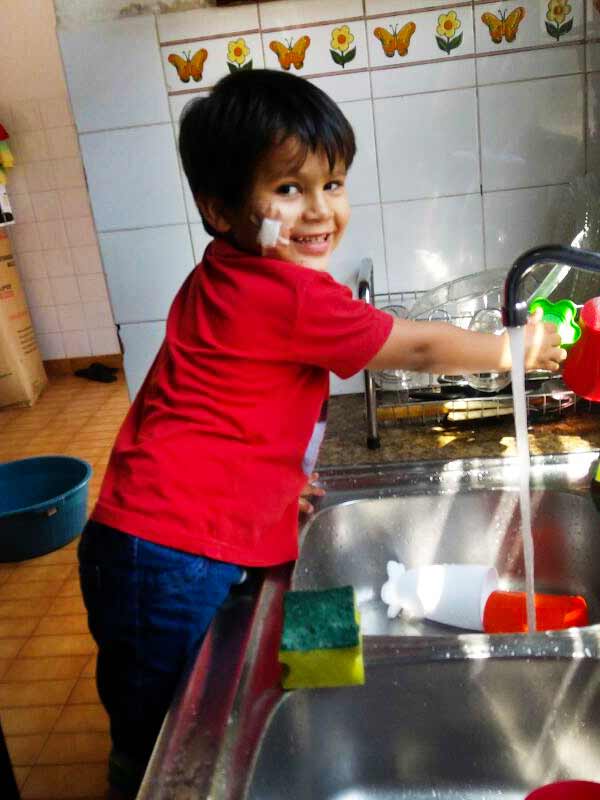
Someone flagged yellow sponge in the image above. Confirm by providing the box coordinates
[278,586,365,689]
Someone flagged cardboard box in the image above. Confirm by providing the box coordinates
[0,231,47,408]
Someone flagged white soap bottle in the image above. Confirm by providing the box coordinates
[381,561,499,631]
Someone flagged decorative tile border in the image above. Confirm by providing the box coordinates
[158,1,588,97]
[262,20,369,75]
[162,32,264,93]
[367,6,475,68]
[474,0,584,54]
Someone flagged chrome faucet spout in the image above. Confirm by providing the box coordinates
[503,245,600,328]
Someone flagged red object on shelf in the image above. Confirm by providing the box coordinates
[563,296,600,401]
[0,124,8,141]
[525,781,600,799]
[483,590,588,633]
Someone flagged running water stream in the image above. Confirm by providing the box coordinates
[508,327,537,632]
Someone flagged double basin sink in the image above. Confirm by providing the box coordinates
[139,451,600,799]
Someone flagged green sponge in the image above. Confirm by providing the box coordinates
[278,586,365,690]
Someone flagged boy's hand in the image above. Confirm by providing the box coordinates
[299,472,325,515]
[523,307,566,372]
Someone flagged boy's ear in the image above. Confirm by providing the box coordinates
[196,195,231,234]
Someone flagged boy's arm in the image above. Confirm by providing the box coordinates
[365,312,565,375]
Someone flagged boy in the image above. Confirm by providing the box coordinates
[79,69,564,796]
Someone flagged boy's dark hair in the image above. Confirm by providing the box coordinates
[179,69,356,236]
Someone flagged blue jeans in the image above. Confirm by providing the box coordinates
[78,521,244,775]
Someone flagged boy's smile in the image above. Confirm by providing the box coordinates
[222,138,351,272]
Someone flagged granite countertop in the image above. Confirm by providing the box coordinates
[318,393,600,467]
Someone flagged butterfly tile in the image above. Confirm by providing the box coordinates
[484,185,567,269]
[479,73,585,191]
[371,57,476,98]
[477,41,584,84]
[475,0,584,55]
[259,0,363,29]
[374,87,480,202]
[383,194,484,292]
[162,33,264,93]
[157,4,259,43]
[588,0,600,69]
[589,0,600,39]
[367,6,474,69]
[59,16,170,133]
[262,21,368,77]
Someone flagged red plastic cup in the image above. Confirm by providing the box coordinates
[483,590,588,633]
[525,781,600,799]
[563,296,600,401]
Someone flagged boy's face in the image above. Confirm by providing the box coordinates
[224,138,351,272]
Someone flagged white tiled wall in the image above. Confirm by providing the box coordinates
[2,94,119,360]
[55,0,600,393]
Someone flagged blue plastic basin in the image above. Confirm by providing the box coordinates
[0,456,92,562]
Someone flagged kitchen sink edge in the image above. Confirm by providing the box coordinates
[138,450,600,800]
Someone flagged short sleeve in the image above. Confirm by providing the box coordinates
[291,273,394,379]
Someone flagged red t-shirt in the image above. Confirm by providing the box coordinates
[92,239,393,566]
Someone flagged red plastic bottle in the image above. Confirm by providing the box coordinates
[483,590,588,633]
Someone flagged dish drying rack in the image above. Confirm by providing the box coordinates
[357,259,588,450]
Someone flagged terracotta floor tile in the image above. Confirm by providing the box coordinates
[0,598,53,619]
[37,731,110,765]
[14,765,32,790]
[2,374,128,793]
[19,634,96,659]
[21,762,109,799]
[0,679,76,708]
[48,593,87,616]
[54,704,109,733]
[3,656,89,682]
[0,638,26,659]
[47,595,87,616]
[1,705,62,735]
[0,565,16,584]
[8,565,73,583]
[68,678,99,705]
[6,734,48,766]
[81,656,96,678]
[0,617,39,638]
[0,580,65,600]
[58,579,83,598]
[27,549,78,567]
[35,615,89,637]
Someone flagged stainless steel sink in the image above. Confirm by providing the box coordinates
[293,489,600,635]
[248,657,600,799]
[138,451,600,800]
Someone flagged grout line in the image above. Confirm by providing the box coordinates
[472,0,488,270]
[363,0,391,296]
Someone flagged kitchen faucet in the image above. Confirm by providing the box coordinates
[503,245,600,328]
